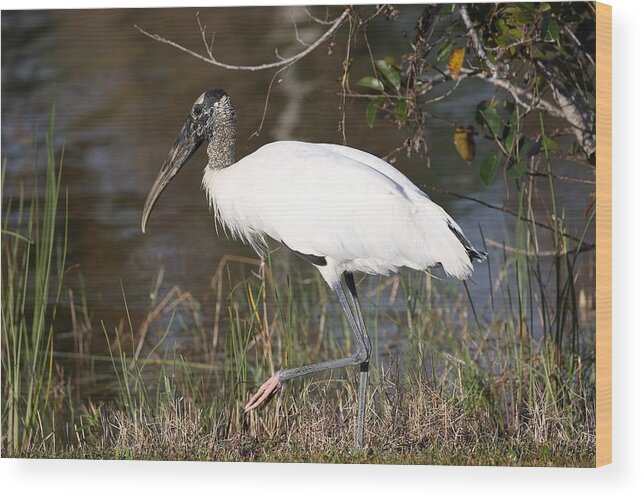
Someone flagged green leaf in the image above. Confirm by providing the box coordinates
[542,17,560,41]
[395,99,408,125]
[508,27,524,40]
[357,76,385,91]
[541,135,558,151]
[495,18,509,35]
[366,97,384,128]
[503,110,519,153]
[437,41,454,61]
[480,151,502,186]
[503,5,533,25]
[506,160,527,178]
[375,59,401,90]
[518,137,530,159]
[528,135,558,156]
[503,125,516,153]
[475,100,493,126]
[439,3,454,14]
[496,35,512,49]
[479,106,502,137]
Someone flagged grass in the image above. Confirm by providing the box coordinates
[1,110,67,455]
[1,120,596,466]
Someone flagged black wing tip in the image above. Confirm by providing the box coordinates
[446,220,487,263]
[468,248,487,263]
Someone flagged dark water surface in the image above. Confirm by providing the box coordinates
[2,6,595,390]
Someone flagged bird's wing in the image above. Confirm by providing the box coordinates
[320,143,486,263]
[315,143,428,200]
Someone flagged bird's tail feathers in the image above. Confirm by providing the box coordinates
[445,218,487,264]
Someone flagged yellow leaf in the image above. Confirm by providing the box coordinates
[448,47,465,79]
[454,126,476,162]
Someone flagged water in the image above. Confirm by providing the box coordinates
[1,6,596,388]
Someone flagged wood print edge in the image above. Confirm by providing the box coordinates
[595,0,612,468]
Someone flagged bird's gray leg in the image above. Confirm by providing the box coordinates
[344,272,371,449]
[244,279,370,419]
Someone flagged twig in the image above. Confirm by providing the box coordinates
[52,351,218,372]
[484,238,595,257]
[196,12,214,60]
[135,9,349,72]
[457,4,498,78]
[246,62,296,141]
[338,12,356,145]
[526,171,595,185]
[291,11,311,48]
[562,24,595,67]
[424,77,463,104]
[303,7,337,25]
[424,185,591,246]
[536,61,595,157]
[417,68,564,119]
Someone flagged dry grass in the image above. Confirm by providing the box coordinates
[2,242,597,465]
[12,376,594,466]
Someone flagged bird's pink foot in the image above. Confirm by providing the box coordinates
[244,374,282,412]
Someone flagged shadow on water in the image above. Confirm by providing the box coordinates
[2,6,595,400]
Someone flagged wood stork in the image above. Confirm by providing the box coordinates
[141,89,486,449]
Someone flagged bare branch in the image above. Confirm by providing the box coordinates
[562,23,595,67]
[457,4,498,77]
[417,69,565,119]
[536,61,596,158]
[196,12,214,60]
[135,8,349,72]
[303,7,337,25]
[247,62,295,141]
[471,71,565,119]
[291,11,311,48]
[526,171,595,185]
[484,237,595,256]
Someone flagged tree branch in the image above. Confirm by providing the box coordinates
[536,60,596,158]
[134,8,349,72]
[417,69,565,119]
[454,4,595,159]
[455,4,596,158]
[472,72,565,119]
[457,4,498,78]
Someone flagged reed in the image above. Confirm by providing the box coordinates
[1,109,67,454]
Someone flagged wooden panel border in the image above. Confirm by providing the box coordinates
[596,1,612,467]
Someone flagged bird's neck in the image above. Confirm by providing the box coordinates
[207,109,237,169]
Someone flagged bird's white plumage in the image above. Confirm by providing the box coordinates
[203,141,474,282]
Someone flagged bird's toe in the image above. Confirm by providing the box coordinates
[244,375,282,412]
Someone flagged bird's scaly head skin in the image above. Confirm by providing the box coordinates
[141,89,232,234]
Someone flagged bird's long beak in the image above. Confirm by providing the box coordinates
[141,119,203,233]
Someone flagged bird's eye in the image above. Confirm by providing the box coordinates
[193,106,203,117]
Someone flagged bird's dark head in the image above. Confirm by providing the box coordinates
[188,89,235,142]
[141,89,235,233]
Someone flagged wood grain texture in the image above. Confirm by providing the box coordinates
[596,1,612,468]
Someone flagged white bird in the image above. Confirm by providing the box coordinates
[142,89,486,449]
